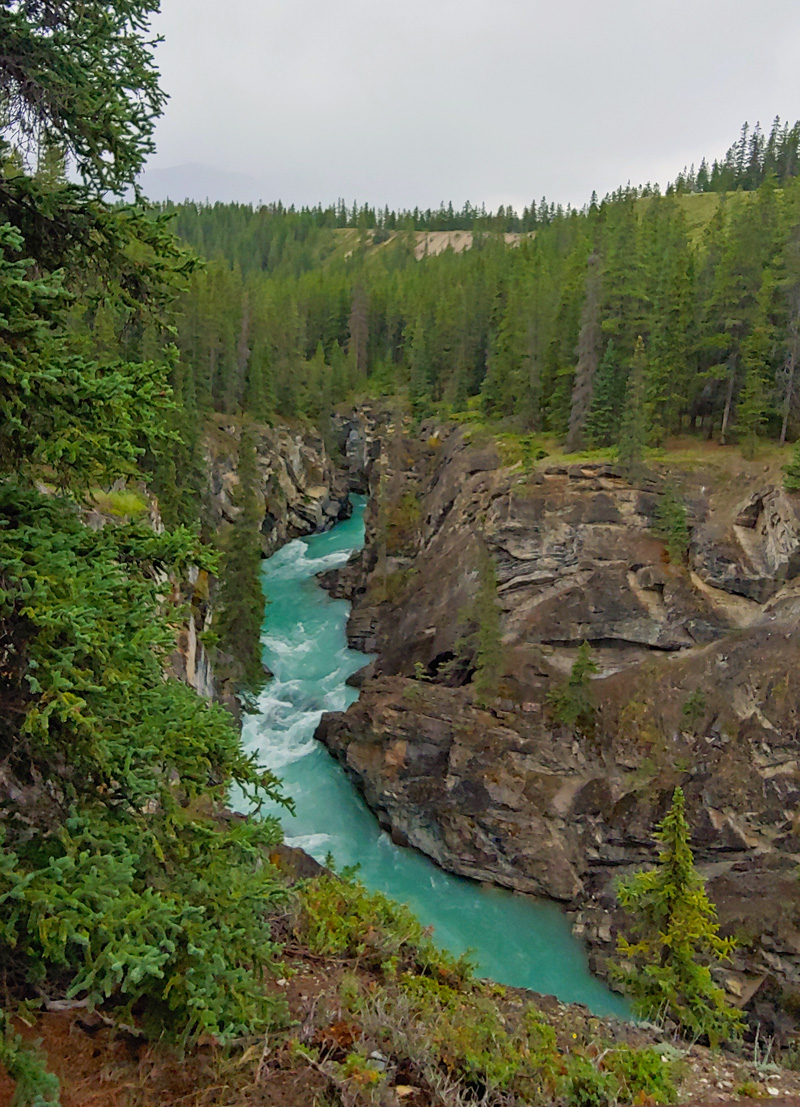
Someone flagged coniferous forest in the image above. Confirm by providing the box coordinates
[147,116,800,534]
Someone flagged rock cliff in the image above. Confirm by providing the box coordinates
[172,415,352,704]
[316,417,800,1031]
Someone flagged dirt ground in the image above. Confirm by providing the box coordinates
[5,949,800,1107]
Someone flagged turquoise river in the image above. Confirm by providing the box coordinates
[240,496,627,1017]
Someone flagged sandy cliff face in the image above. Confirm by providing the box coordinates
[316,418,800,1030]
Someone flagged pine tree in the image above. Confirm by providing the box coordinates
[347,283,369,380]
[653,484,690,564]
[617,336,648,476]
[645,200,695,440]
[736,365,769,458]
[585,341,624,447]
[0,0,290,1054]
[616,788,743,1044]
[407,315,432,419]
[471,549,503,708]
[546,642,599,734]
[214,425,267,696]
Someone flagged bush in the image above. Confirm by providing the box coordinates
[294,873,472,982]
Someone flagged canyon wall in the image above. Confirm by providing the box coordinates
[316,415,800,1031]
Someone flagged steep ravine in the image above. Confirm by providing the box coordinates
[315,413,800,1034]
[170,414,352,705]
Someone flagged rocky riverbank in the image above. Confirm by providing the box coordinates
[315,414,800,1034]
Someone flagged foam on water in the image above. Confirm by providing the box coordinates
[240,496,628,1017]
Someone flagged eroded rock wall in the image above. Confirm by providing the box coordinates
[172,415,353,704]
[316,418,800,1028]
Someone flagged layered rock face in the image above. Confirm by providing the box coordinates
[316,420,800,1027]
[204,414,352,557]
[172,416,352,704]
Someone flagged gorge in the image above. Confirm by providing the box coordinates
[240,495,627,1016]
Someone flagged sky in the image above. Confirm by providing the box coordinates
[141,0,800,212]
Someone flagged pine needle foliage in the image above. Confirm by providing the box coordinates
[547,641,599,734]
[214,424,268,697]
[615,788,743,1045]
[0,0,292,1059]
[0,485,291,1043]
[471,548,504,707]
[0,1010,59,1107]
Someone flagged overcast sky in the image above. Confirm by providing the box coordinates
[143,0,800,211]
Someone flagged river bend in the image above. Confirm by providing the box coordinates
[240,496,626,1017]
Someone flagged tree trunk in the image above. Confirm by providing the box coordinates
[719,368,735,445]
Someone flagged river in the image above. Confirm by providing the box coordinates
[240,495,627,1017]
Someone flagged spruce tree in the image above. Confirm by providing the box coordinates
[472,549,503,708]
[736,366,768,458]
[617,336,648,476]
[547,642,598,734]
[616,788,742,1044]
[214,425,267,696]
[0,0,291,1054]
[585,341,624,447]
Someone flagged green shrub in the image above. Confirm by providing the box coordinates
[682,688,707,729]
[784,441,800,493]
[561,1055,618,1107]
[0,1011,60,1107]
[383,490,422,555]
[294,874,472,982]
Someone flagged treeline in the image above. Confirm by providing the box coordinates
[674,117,800,194]
[164,195,563,254]
[159,166,800,524]
[162,117,800,255]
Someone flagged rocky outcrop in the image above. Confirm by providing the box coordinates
[203,414,352,556]
[316,419,800,1027]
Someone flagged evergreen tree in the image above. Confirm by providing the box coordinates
[546,642,598,734]
[616,788,743,1044]
[645,200,695,440]
[585,341,624,446]
[471,549,503,708]
[736,365,769,458]
[214,426,267,696]
[407,314,432,418]
[653,483,690,564]
[0,0,290,1054]
[617,336,648,476]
